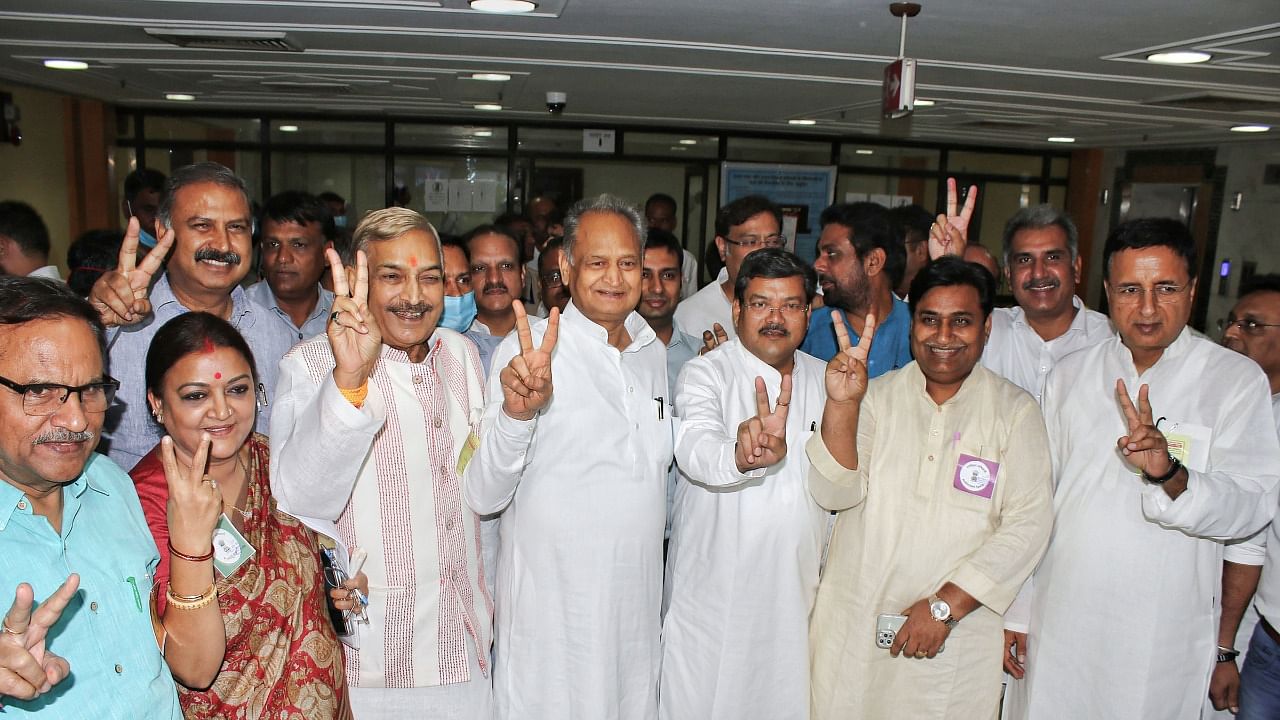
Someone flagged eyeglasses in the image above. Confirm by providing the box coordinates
[0,375,119,416]
[1108,283,1189,305]
[321,549,369,625]
[723,234,786,250]
[1218,317,1280,336]
[540,271,563,288]
[744,300,809,317]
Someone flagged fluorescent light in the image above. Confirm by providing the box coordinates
[279,125,299,132]
[469,0,537,13]
[468,73,511,82]
[43,59,88,70]
[678,139,699,145]
[669,146,689,152]
[474,129,494,137]
[1230,124,1271,133]
[1147,51,1212,65]
[165,93,196,101]
[854,149,874,155]
[474,103,503,111]
[788,119,817,126]
[914,99,935,107]
[1047,136,1076,143]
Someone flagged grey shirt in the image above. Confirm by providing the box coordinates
[245,280,336,344]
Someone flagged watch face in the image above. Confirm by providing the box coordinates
[930,600,951,621]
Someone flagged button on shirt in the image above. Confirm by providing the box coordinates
[245,280,335,343]
[0,454,182,719]
[103,274,294,470]
[801,295,913,377]
[980,296,1113,404]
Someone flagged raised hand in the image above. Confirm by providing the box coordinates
[326,249,383,391]
[88,216,175,326]
[824,310,876,404]
[160,434,222,558]
[700,323,729,356]
[928,177,978,260]
[0,574,79,702]
[499,303,559,421]
[735,374,792,472]
[1115,379,1173,477]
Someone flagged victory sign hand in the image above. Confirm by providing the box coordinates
[160,434,222,558]
[88,215,174,326]
[500,303,559,421]
[735,374,792,472]
[0,574,80,703]
[1115,379,1174,477]
[928,177,979,260]
[326,249,383,391]
[824,310,876,404]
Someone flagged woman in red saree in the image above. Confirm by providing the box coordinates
[130,312,351,719]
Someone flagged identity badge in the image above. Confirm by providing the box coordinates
[212,513,255,578]
[457,431,481,475]
[953,454,999,499]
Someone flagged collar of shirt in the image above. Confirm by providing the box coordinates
[1007,295,1098,337]
[726,337,789,383]
[378,332,445,365]
[153,273,257,329]
[1113,324,1193,374]
[27,265,63,281]
[668,320,701,352]
[904,357,991,408]
[246,281,335,326]
[0,467,107,532]
[562,301,657,353]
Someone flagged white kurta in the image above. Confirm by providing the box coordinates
[661,340,828,720]
[807,364,1054,720]
[673,267,735,340]
[464,302,672,720]
[270,331,494,719]
[1020,329,1280,720]
[980,297,1113,403]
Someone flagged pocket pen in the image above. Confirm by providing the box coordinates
[349,548,369,609]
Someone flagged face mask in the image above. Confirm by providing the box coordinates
[138,226,159,248]
[440,291,478,333]
[333,215,348,229]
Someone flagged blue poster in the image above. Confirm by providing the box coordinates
[720,162,837,262]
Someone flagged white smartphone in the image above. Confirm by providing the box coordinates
[876,613,907,649]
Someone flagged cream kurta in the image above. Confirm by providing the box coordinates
[1019,329,1280,720]
[464,302,672,720]
[661,340,828,720]
[807,363,1053,720]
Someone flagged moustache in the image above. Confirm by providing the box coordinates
[33,428,96,445]
[759,322,789,337]
[385,301,434,315]
[483,281,510,294]
[194,247,242,265]
[1022,277,1060,291]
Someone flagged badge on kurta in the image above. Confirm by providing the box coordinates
[954,454,999,499]
[457,431,481,475]
[212,513,255,578]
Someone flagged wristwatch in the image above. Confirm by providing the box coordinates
[1143,454,1183,485]
[928,595,959,629]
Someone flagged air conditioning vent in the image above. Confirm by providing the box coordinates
[144,29,305,52]
[1143,93,1280,113]
[960,119,1041,131]
[260,81,355,95]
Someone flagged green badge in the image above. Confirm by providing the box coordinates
[211,513,255,578]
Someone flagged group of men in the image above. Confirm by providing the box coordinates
[3,160,1280,720]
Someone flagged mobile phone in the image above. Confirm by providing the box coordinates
[876,613,907,649]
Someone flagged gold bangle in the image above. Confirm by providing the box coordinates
[338,381,369,409]
[165,584,218,611]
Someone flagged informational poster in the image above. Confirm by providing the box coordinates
[720,162,836,261]
[424,179,450,212]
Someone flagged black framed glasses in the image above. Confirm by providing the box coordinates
[1218,317,1280,336]
[722,233,786,250]
[0,375,119,416]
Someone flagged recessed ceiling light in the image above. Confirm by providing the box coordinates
[668,146,689,152]
[678,139,699,145]
[279,125,299,132]
[474,103,503,111]
[43,59,88,70]
[165,93,196,101]
[1230,124,1271,133]
[1147,51,1212,65]
[468,73,511,82]
[788,119,817,126]
[1047,136,1076,143]
[469,0,537,13]
[474,129,494,137]
[914,99,935,107]
[854,149,875,155]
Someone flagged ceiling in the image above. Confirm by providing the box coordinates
[1,0,1278,149]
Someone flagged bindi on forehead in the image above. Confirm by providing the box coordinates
[214,372,222,380]
[408,255,418,267]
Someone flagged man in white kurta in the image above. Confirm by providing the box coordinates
[661,249,828,720]
[464,196,671,720]
[807,256,1054,719]
[271,209,494,719]
[1016,220,1280,719]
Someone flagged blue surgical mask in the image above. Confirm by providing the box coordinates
[440,292,478,333]
[138,226,159,248]
[333,215,348,229]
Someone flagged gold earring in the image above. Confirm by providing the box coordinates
[153,408,163,424]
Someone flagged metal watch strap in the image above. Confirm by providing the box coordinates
[928,594,959,628]
[1143,454,1182,485]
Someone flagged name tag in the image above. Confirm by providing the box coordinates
[954,454,999,499]
[212,513,256,578]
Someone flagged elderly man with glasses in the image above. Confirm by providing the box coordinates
[1011,220,1280,720]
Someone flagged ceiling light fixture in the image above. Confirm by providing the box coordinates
[474,129,494,137]
[855,149,875,155]
[914,99,935,107]
[1230,124,1271,133]
[788,119,817,126]
[474,103,503,111]
[165,93,196,101]
[678,139,698,145]
[468,73,511,82]
[1047,136,1076,143]
[1147,51,1212,65]
[279,125,299,132]
[469,0,537,13]
[43,59,88,70]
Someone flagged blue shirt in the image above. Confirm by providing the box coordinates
[0,454,181,719]
[800,296,913,377]
[245,280,335,344]
[102,274,295,470]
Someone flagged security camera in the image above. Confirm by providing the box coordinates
[546,91,567,114]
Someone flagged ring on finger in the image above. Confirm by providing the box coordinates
[330,310,342,323]
[2,620,21,635]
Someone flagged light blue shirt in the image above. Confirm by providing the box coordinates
[800,295,913,378]
[464,329,504,379]
[102,274,295,470]
[0,454,181,719]
[244,280,335,344]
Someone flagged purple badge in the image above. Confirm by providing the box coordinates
[953,454,998,499]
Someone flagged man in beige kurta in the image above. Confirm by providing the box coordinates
[806,256,1054,719]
